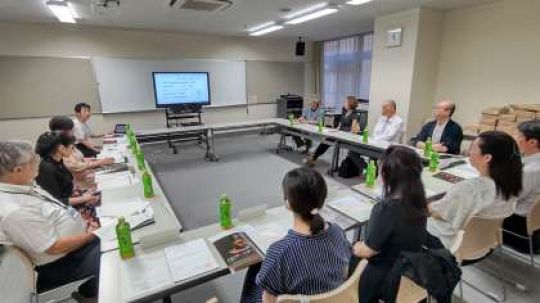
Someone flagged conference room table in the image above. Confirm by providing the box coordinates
[135,118,463,175]
[96,139,183,252]
[98,180,376,303]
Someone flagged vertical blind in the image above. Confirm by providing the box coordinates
[322,33,373,111]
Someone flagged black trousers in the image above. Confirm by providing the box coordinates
[503,214,540,254]
[35,238,100,298]
[76,143,98,158]
[292,136,312,150]
[313,142,333,160]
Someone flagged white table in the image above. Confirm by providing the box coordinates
[96,142,182,252]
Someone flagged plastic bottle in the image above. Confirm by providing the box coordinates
[136,149,145,170]
[424,137,432,157]
[362,129,369,144]
[219,194,233,230]
[142,170,154,198]
[429,151,439,172]
[365,160,376,187]
[288,113,294,125]
[317,118,324,133]
[116,217,135,260]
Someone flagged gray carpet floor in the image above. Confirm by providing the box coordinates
[139,132,540,303]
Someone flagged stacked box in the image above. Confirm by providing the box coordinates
[463,125,479,136]
[499,113,517,122]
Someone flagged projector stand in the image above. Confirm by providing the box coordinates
[164,106,204,154]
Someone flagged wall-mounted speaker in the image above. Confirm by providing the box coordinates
[295,37,305,56]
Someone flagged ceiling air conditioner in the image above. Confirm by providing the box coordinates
[169,0,233,12]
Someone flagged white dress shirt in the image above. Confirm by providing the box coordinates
[432,120,449,144]
[515,153,540,216]
[72,118,93,143]
[0,182,86,265]
[373,115,404,143]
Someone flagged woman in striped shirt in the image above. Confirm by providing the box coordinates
[241,167,352,303]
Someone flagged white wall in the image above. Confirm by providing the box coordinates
[434,0,540,126]
[0,22,312,141]
[368,9,421,136]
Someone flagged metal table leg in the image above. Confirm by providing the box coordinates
[205,129,219,162]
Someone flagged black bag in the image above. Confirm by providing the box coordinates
[338,157,359,178]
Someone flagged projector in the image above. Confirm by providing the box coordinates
[91,0,121,16]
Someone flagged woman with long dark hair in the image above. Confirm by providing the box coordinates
[241,167,351,302]
[427,131,523,249]
[353,145,428,302]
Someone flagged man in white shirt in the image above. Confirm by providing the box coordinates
[503,119,540,253]
[73,102,100,158]
[0,140,100,301]
[373,100,403,143]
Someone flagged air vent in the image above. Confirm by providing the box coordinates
[169,0,233,12]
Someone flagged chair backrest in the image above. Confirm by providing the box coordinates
[0,246,36,303]
[396,276,428,303]
[277,260,368,303]
[527,196,540,236]
[452,216,504,263]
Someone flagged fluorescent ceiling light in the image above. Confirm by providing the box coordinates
[284,2,328,19]
[46,0,77,23]
[285,8,338,25]
[346,0,373,5]
[249,25,284,36]
[247,21,276,32]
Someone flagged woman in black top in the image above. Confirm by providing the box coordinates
[352,145,428,302]
[35,131,99,207]
[304,96,360,166]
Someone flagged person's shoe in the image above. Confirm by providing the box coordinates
[303,156,316,166]
[71,292,97,303]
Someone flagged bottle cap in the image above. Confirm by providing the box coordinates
[118,217,126,223]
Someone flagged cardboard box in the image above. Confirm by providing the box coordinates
[479,124,496,133]
[510,104,540,112]
[499,113,517,122]
[479,118,497,127]
[517,116,534,123]
[515,110,536,119]
[497,120,517,128]
[481,113,498,121]
[481,107,504,115]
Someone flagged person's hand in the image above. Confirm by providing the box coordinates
[83,193,100,205]
[416,142,425,149]
[100,157,115,166]
[433,143,448,153]
[353,242,364,257]
[298,117,306,123]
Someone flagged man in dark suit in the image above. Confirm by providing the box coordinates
[412,100,463,155]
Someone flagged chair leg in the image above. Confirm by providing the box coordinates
[459,280,464,303]
[529,236,535,268]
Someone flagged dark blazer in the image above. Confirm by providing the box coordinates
[412,119,463,155]
[339,108,360,132]
[36,156,74,205]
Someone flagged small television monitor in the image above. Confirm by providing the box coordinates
[152,72,211,108]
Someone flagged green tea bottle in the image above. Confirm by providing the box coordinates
[136,149,145,170]
[362,129,369,144]
[365,160,376,187]
[288,113,294,125]
[317,118,324,133]
[424,137,432,157]
[219,194,233,230]
[116,217,135,260]
[429,151,439,172]
[142,170,154,198]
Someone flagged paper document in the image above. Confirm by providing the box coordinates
[97,198,149,217]
[120,251,173,302]
[328,196,374,222]
[93,206,154,241]
[97,171,136,191]
[164,239,220,282]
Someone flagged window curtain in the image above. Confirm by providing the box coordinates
[322,34,373,112]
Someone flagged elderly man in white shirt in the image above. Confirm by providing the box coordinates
[503,119,540,253]
[0,140,100,302]
[373,100,404,143]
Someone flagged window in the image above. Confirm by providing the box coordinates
[322,33,373,111]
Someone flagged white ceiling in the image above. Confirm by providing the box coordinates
[0,0,499,40]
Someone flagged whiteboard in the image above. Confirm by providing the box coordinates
[92,57,247,113]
